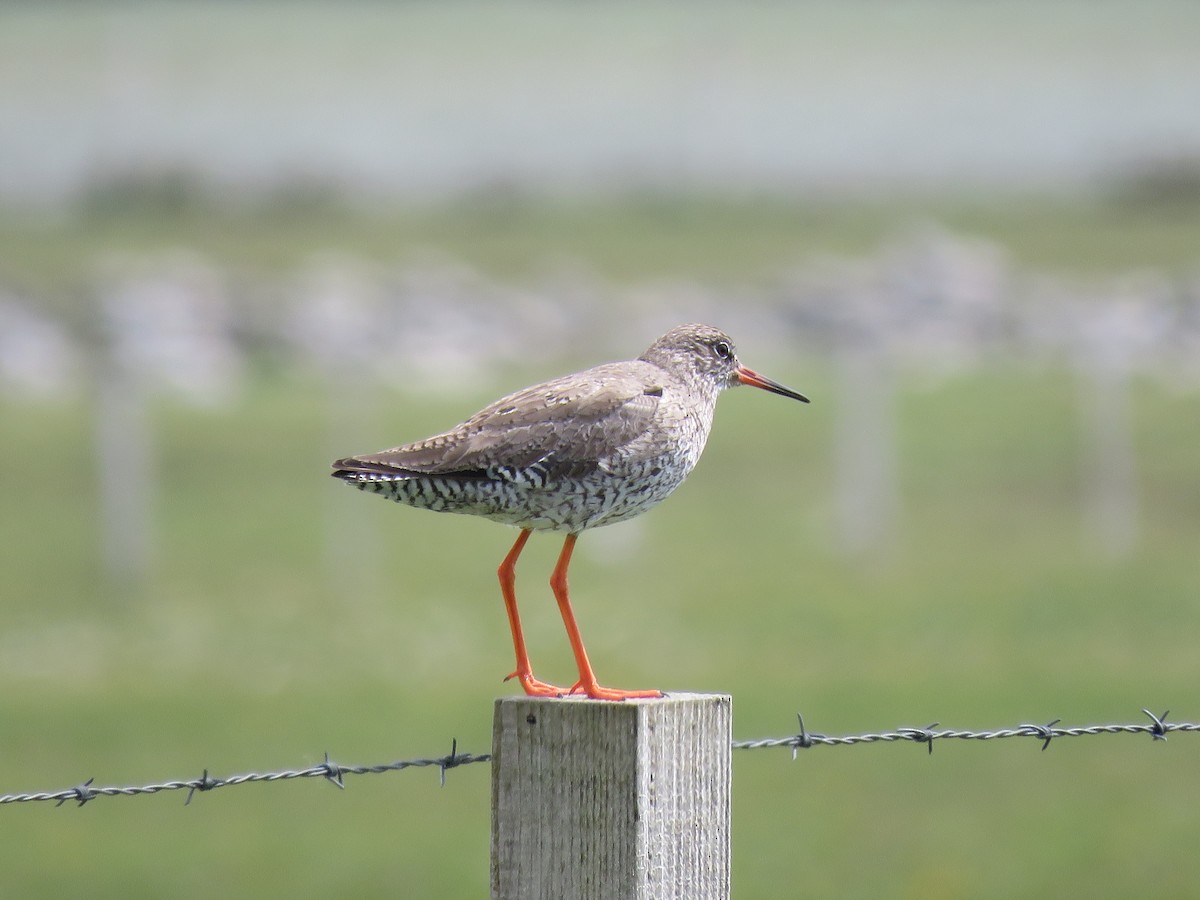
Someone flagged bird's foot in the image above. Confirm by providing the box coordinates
[505,670,572,698]
[567,679,664,702]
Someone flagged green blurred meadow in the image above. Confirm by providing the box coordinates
[1,196,1199,898]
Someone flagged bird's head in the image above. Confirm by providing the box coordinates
[642,324,810,404]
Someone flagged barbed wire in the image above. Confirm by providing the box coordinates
[2,708,1192,808]
[0,740,490,808]
[731,708,1193,756]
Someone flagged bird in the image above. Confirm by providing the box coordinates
[331,323,808,700]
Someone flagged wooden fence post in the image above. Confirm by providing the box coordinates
[491,692,732,900]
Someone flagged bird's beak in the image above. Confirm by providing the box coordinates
[735,366,810,403]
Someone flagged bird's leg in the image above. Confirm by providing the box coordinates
[498,529,570,697]
[550,534,663,701]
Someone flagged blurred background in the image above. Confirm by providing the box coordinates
[2,2,1199,897]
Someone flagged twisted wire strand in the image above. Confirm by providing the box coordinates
[0,742,491,807]
[732,708,1191,756]
[2,709,1193,807]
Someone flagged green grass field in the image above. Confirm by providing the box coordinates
[2,198,1199,897]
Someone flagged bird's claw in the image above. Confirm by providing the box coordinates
[568,680,664,701]
[506,671,662,701]
[506,670,571,697]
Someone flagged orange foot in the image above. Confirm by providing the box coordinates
[505,670,571,698]
[567,679,664,702]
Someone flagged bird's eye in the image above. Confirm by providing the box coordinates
[713,340,733,360]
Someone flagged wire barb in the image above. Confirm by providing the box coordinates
[903,723,940,754]
[1142,708,1170,741]
[439,738,460,787]
[321,753,346,790]
[1019,719,1061,752]
[790,713,813,760]
[55,778,96,808]
[185,769,221,806]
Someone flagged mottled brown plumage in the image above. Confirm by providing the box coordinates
[332,324,807,700]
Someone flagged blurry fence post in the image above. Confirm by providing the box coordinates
[832,317,896,562]
[491,693,732,900]
[1075,299,1147,560]
[94,357,153,591]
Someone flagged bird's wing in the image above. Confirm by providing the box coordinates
[332,362,664,480]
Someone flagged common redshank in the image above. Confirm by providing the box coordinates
[332,323,808,700]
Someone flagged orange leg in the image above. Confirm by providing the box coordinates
[498,529,570,697]
[550,533,663,701]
